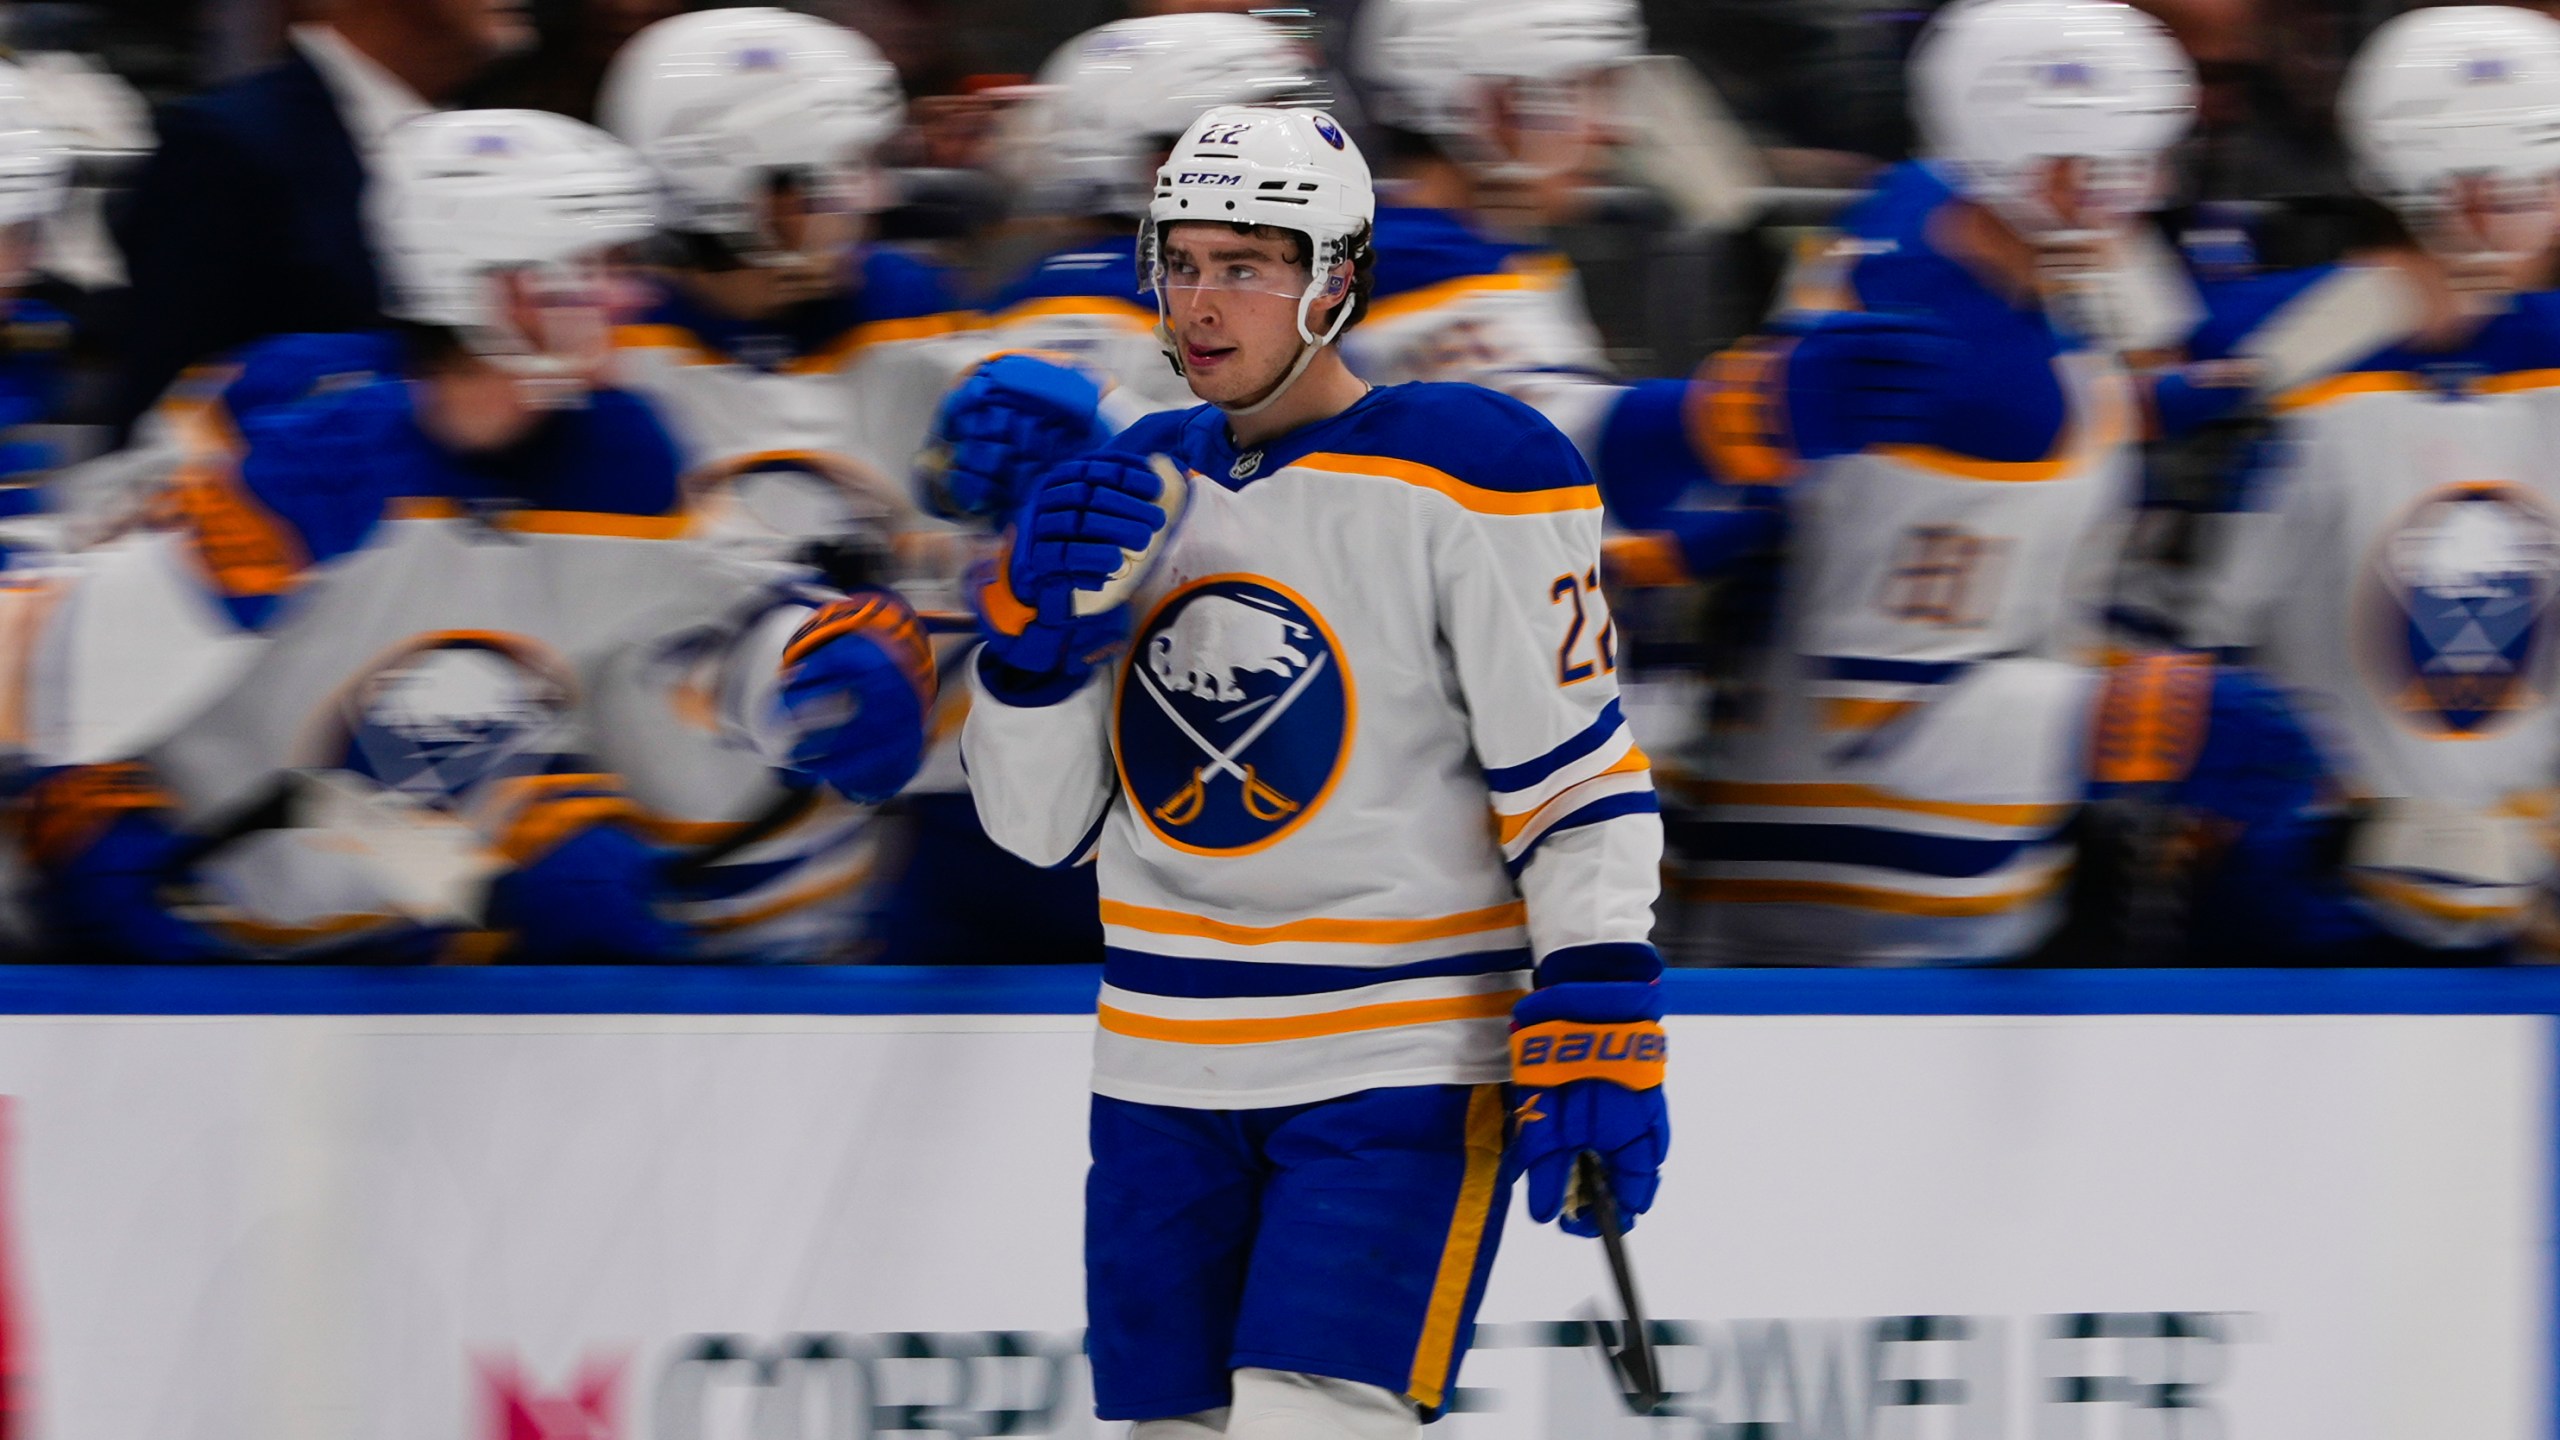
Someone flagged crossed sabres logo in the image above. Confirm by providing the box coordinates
[1118,577,1351,852]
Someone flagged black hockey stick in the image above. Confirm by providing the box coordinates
[1576,1150,1665,1415]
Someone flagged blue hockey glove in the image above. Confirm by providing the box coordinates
[921,355,1116,521]
[1511,962,1670,1239]
[488,823,689,962]
[26,765,236,962]
[774,589,938,804]
[974,453,1165,697]
[1776,310,1961,460]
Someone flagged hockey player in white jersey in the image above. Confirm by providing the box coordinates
[919,12,1324,526]
[1663,0,2196,963]
[601,8,972,544]
[1344,0,1753,544]
[891,13,1328,964]
[2179,6,2560,956]
[964,106,1667,1437]
[23,110,935,962]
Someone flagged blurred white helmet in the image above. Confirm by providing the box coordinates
[369,111,657,375]
[1023,14,1323,218]
[597,7,903,255]
[2342,6,2560,218]
[0,62,68,232]
[1145,105,1374,414]
[1353,0,1643,140]
[1911,0,2196,241]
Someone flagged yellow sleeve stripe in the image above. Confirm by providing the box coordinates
[1096,989,1523,1046]
[1291,451,1602,515]
[2349,872,2532,924]
[2472,368,2560,395]
[499,509,692,540]
[1097,898,1527,946]
[1686,867,2069,917]
[1697,780,2069,828]
[2271,371,2426,412]
[1495,746,1651,845]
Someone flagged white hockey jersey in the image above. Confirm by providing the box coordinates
[1685,164,2136,963]
[611,248,977,522]
[1342,205,1624,465]
[2192,284,2560,949]
[31,367,878,960]
[963,383,1662,1107]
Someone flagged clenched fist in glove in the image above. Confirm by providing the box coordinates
[1510,944,1671,1238]
[1702,311,1962,482]
[974,452,1168,700]
[773,588,938,804]
[920,355,1117,521]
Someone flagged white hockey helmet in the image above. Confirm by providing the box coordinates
[1353,0,1643,140]
[0,62,69,232]
[2342,7,2560,220]
[597,7,903,253]
[1146,105,1375,415]
[1025,14,1324,217]
[369,110,657,365]
[1910,0,2196,240]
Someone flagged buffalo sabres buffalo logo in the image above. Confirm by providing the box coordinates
[1117,576,1352,853]
[2360,482,2560,735]
[307,633,580,807]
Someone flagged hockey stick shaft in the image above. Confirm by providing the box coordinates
[1576,1150,1663,1413]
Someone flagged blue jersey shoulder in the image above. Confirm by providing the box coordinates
[991,235,1151,312]
[219,330,404,424]
[854,246,964,324]
[1368,205,1547,304]
[2186,266,2338,364]
[1329,383,1591,493]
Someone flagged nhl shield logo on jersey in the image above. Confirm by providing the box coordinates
[2360,481,2560,735]
[1117,576,1353,854]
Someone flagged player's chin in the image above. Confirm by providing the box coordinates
[1185,352,1283,407]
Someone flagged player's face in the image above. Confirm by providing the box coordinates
[687,174,859,320]
[2422,173,2560,293]
[1156,224,1348,407]
[1483,70,1629,223]
[2027,154,2161,244]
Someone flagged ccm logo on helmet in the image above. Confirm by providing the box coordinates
[1176,172,1245,186]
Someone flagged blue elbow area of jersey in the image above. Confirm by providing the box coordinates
[1595,379,1709,530]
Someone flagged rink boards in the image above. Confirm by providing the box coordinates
[0,966,2544,1440]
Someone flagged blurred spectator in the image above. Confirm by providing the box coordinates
[106,0,534,434]
[463,0,683,120]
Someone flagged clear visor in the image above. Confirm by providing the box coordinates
[749,166,868,267]
[2413,172,2560,269]
[2033,153,2164,238]
[1143,219,1323,302]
